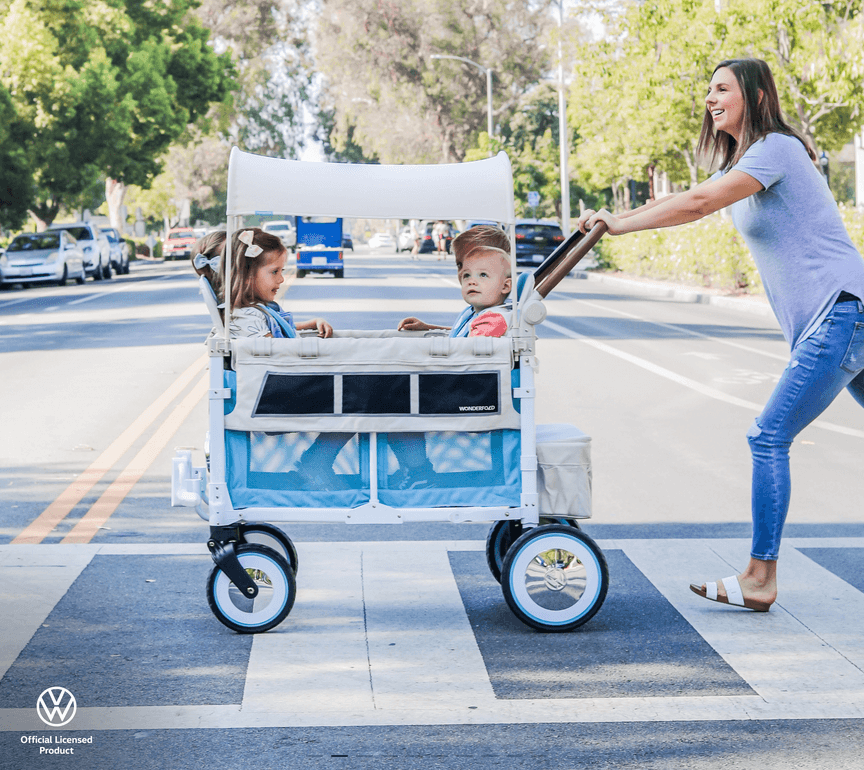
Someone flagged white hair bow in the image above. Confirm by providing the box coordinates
[193,252,221,271]
[238,230,263,258]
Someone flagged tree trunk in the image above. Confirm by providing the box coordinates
[28,201,60,231]
[647,163,656,201]
[105,178,127,232]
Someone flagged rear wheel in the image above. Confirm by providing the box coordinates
[501,524,608,632]
[334,269,344,279]
[296,269,306,278]
[486,517,580,583]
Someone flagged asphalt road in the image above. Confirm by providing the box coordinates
[1,250,864,768]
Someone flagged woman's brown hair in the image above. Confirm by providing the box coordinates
[697,58,815,172]
[227,228,286,310]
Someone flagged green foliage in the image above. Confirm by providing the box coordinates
[569,0,864,196]
[315,0,551,164]
[597,206,864,291]
[0,81,32,230]
[597,213,763,292]
[0,0,234,226]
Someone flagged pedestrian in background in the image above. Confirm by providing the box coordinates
[577,58,864,613]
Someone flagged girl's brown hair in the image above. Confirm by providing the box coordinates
[227,227,286,310]
[191,231,226,296]
[697,58,815,172]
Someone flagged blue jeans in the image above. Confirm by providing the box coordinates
[749,299,864,560]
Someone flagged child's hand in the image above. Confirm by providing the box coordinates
[398,317,431,332]
[312,318,333,338]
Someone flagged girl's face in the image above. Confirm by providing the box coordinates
[706,67,745,141]
[252,249,287,302]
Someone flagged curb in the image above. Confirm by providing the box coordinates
[570,269,778,324]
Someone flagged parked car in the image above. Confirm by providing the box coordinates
[397,226,415,252]
[514,219,565,266]
[101,227,130,275]
[46,222,112,279]
[162,227,197,260]
[0,230,86,287]
[262,220,297,249]
[367,231,396,250]
[417,220,456,253]
[342,229,354,251]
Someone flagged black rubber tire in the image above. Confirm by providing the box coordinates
[56,266,68,287]
[335,269,344,279]
[102,261,113,280]
[206,543,296,634]
[485,517,580,584]
[238,523,298,575]
[296,269,306,278]
[501,524,608,632]
[92,265,103,281]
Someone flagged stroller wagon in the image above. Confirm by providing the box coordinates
[171,149,609,633]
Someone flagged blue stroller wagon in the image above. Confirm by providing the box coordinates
[171,149,609,633]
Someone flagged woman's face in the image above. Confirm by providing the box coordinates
[706,67,745,141]
[252,249,287,302]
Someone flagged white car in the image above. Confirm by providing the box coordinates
[0,230,86,287]
[262,220,297,249]
[367,231,396,250]
[101,227,130,275]
[397,226,415,252]
[46,222,112,280]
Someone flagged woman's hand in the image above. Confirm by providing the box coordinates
[583,208,625,235]
[576,209,597,234]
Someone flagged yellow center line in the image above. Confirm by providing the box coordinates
[12,354,208,545]
[60,375,209,544]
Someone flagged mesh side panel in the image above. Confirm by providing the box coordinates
[248,431,360,476]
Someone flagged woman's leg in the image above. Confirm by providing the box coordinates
[699,302,864,605]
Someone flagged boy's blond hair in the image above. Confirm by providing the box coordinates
[452,225,510,269]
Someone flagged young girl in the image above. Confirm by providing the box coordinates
[226,228,350,489]
[578,58,864,612]
[191,231,226,297]
[226,228,331,339]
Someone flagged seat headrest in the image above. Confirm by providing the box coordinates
[198,275,225,335]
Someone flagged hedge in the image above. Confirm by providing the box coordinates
[595,205,864,294]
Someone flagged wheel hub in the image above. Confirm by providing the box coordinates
[544,567,568,591]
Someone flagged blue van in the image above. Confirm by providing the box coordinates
[295,216,344,278]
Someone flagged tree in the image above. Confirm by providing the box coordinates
[567,0,864,200]
[315,0,552,164]
[0,82,33,231]
[0,0,233,228]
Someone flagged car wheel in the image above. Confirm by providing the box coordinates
[75,273,86,285]
[296,269,306,278]
[92,264,103,281]
[335,269,344,279]
[102,261,113,280]
[56,265,68,287]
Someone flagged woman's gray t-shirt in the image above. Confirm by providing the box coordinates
[713,132,864,349]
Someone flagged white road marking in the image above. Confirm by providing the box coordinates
[543,319,864,439]
[2,538,864,728]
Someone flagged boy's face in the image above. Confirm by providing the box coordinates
[459,251,511,311]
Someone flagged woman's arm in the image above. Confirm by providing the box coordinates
[577,171,763,235]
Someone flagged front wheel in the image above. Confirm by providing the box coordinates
[56,266,68,287]
[334,269,344,279]
[102,261,113,280]
[206,544,296,633]
[238,523,298,575]
[296,269,306,278]
[501,524,608,632]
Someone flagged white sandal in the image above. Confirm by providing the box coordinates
[690,574,772,612]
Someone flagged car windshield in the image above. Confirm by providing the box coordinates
[101,229,119,242]
[8,233,61,251]
[169,230,194,238]
[516,224,562,238]
[54,226,91,241]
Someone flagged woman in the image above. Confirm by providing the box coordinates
[578,58,864,612]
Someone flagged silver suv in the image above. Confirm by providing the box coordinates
[46,222,112,280]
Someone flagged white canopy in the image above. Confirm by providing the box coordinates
[226,147,515,224]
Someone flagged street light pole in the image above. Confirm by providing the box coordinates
[430,54,494,156]
[557,0,571,236]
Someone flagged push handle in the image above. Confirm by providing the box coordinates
[532,222,607,299]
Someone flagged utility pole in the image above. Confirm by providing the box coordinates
[558,0,571,236]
